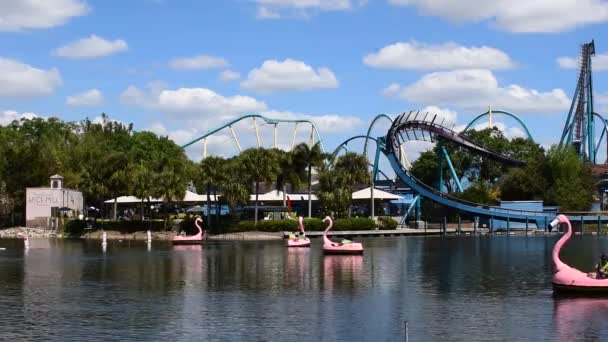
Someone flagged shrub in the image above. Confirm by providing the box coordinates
[333,218,375,231]
[64,219,88,237]
[377,216,398,230]
[210,217,376,234]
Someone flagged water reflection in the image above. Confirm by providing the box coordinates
[553,298,608,341]
[322,255,363,291]
[4,236,608,340]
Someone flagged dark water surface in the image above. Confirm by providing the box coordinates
[1,235,608,341]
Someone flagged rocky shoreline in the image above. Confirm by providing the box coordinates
[0,227,58,239]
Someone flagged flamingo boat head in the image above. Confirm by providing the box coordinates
[322,216,363,255]
[551,214,608,293]
[287,216,310,247]
[172,216,204,245]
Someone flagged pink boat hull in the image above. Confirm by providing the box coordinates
[553,266,608,293]
[552,214,608,293]
[172,217,204,245]
[321,216,364,255]
[287,216,311,247]
[287,238,311,247]
[323,242,363,255]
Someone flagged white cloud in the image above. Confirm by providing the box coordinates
[262,110,363,133]
[66,89,104,106]
[0,110,42,125]
[241,59,338,93]
[53,35,128,59]
[557,52,608,71]
[419,105,457,126]
[253,0,362,18]
[473,121,527,139]
[121,84,268,117]
[386,69,570,113]
[364,41,514,70]
[169,55,228,70]
[0,57,62,97]
[219,70,241,82]
[157,88,268,116]
[0,0,88,31]
[388,0,608,33]
[257,6,281,19]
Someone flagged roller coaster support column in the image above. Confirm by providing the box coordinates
[253,117,261,148]
[441,146,463,193]
[203,138,208,159]
[274,124,278,148]
[400,194,420,225]
[229,126,242,152]
[292,123,298,149]
[438,142,444,192]
[371,137,383,219]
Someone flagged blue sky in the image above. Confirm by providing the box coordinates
[2,0,608,164]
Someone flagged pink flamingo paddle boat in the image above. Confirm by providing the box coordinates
[287,216,310,247]
[172,216,204,245]
[551,214,608,293]
[322,216,363,255]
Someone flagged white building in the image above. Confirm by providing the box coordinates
[25,175,83,228]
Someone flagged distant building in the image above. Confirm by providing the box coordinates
[25,175,83,228]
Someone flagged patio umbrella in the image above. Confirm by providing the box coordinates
[58,207,73,212]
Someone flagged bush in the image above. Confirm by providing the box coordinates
[333,218,375,231]
[211,217,376,233]
[63,219,170,236]
[64,219,88,237]
[377,216,398,230]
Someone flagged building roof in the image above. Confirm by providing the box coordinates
[351,187,404,200]
[50,174,64,179]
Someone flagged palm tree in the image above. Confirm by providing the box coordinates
[220,157,250,213]
[238,148,280,225]
[196,156,226,229]
[319,152,370,218]
[272,149,305,208]
[293,142,326,218]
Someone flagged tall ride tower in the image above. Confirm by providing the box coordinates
[559,40,597,163]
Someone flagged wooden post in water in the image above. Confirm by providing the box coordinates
[580,216,584,234]
[525,217,529,235]
[404,321,409,342]
[597,216,601,235]
[443,216,447,235]
[507,216,510,234]
[457,214,461,235]
[490,216,494,234]
[544,217,548,233]
[23,236,29,250]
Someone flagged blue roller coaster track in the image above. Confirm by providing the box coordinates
[382,111,608,226]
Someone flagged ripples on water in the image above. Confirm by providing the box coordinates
[1,236,608,341]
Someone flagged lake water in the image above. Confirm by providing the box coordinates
[1,235,608,341]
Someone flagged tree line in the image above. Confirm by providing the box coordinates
[410,127,596,211]
[0,115,370,227]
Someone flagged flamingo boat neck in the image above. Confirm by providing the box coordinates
[322,216,363,255]
[552,214,608,293]
[172,216,204,245]
[287,216,311,247]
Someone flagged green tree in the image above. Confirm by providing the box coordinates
[543,146,595,211]
[319,152,370,217]
[293,142,326,217]
[238,148,280,224]
[221,157,250,211]
[273,148,306,207]
[195,156,226,228]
